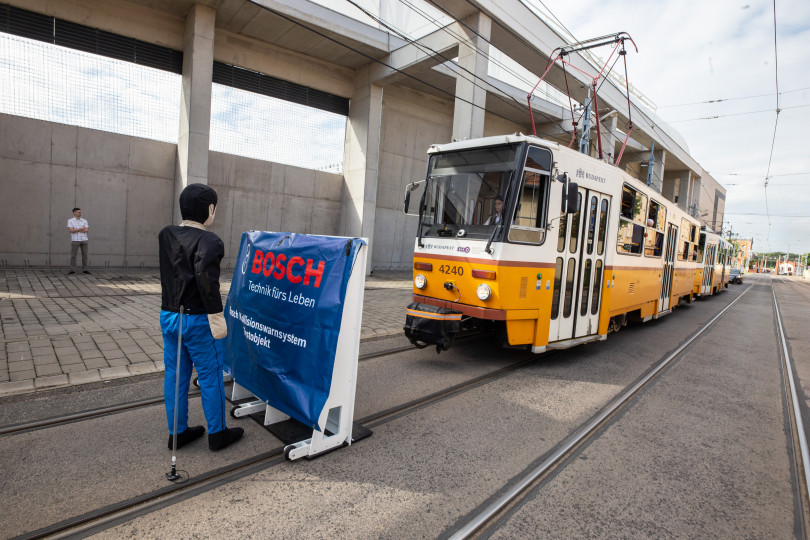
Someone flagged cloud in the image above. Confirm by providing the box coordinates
[541,0,810,252]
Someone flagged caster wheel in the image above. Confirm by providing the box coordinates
[193,377,199,388]
[230,405,240,418]
[284,445,294,461]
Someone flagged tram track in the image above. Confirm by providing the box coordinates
[772,282,810,536]
[1,331,488,437]
[443,284,756,539]
[14,344,541,540]
[0,342,423,436]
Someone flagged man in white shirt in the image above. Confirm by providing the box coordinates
[67,207,90,275]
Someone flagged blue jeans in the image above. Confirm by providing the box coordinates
[161,310,227,435]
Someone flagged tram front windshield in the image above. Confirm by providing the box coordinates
[421,145,517,239]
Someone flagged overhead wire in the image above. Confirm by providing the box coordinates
[404,0,570,109]
[245,0,542,132]
[343,0,563,135]
[657,86,810,108]
[666,103,807,123]
[407,0,578,133]
[468,0,681,158]
[763,0,781,243]
[420,0,565,113]
[711,171,809,177]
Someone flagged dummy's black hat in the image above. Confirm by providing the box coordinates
[179,184,218,224]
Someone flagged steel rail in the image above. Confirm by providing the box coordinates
[13,340,528,540]
[772,285,810,514]
[448,284,754,539]
[0,342,432,436]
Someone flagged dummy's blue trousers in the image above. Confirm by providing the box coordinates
[161,310,227,436]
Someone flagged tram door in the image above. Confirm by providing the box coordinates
[549,188,611,343]
[659,223,678,311]
[702,244,716,294]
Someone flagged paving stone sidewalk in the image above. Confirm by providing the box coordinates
[0,268,412,397]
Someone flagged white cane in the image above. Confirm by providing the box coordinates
[166,306,184,482]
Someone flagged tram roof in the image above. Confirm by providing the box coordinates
[427,134,563,155]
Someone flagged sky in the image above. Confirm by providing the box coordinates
[535,0,810,255]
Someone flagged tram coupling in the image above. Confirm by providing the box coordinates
[404,302,463,353]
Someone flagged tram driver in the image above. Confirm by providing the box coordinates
[484,196,504,225]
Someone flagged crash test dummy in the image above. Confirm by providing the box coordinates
[158,184,244,451]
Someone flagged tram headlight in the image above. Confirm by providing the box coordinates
[476,283,492,301]
[414,274,427,289]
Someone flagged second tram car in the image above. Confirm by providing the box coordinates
[694,231,733,297]
[403,134,731,353]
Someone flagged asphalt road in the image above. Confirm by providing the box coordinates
[1,274,807,538]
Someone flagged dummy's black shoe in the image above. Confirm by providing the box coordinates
[68,271,75,275]
[167,425,205,450]
[83,270,91,274]
[208,427,244,451]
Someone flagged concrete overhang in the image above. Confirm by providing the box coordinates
[370,22,460,85]
[122,0,402,68]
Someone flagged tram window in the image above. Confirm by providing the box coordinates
[586,196,598,255]
[509,169,550,244]
[617,219,643,255]
[563,258,576,318]
[635,192,648,224]
[551,257,563,320]
[644,200,664,258]
[620,186,635,220]
[568,192,582,253]
[597,199,608,255]
[697,233,706,263]
[525,146,552,172]
[691,243,698,262]
[591,260,603,315]
[557,212,568,253]
[678,218,691,261]
[617,185,645,255]
[580,259,592,316]
[645,231,664,258]
[648,200,665,230]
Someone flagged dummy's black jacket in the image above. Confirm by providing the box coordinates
[159,225,224,315]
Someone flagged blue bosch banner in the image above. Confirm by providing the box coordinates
[225,232,366,431]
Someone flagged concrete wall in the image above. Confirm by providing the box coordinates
[370,85,526,271]
[0,113,342,268]
[0,113,176,268]
[208,151,343,268]
[372,86,452,271]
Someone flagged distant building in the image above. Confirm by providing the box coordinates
[733,237,753,270]
[778,261,795,276]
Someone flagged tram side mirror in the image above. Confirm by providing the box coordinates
[566,182,579,214]
[403,180,425,216]
[558,173,569,213]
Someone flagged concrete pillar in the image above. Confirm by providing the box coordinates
[681,172,695,214]
[451,12,491,141]
[662,169,682,205]
[175,4,215,222]
[648,149,666,193]
[340,66,383,274]
[600,113,618,163]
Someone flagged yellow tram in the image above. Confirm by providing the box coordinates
[402,134,731,353]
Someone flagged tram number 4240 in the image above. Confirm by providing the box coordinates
[439,265,464,276]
